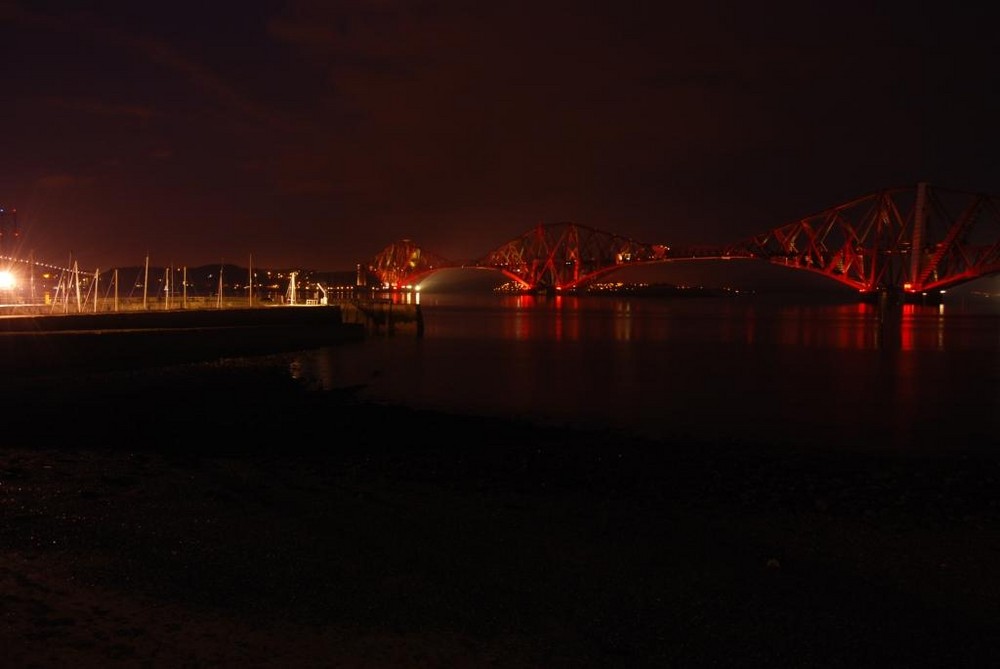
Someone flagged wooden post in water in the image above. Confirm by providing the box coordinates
[182,266,187,309]
[248,253,253,307]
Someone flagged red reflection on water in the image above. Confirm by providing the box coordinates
[852,303,874,349]
[891,304,950,351]
[511,307,533,340]
[900,304,916,351]
[507,294,546,340]
[774,303,883,349]
[613,300,633,342]
[553,296,582,341]
[552,295,580,341]
[387,291,419,305]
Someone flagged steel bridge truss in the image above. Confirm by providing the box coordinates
[475,223,669,290]
[365,183,1000,294]
[367,239,451,289]
[724,183,1000,294]
[367,224,669,291]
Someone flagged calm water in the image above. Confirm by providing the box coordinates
[293,292,1000,456]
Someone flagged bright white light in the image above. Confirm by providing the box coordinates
[0,271,15,290]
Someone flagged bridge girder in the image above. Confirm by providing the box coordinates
[364,183,1000,294]
[367,223,670,291]
[367,239,451,288]
[722,183,1000,294]
[475,223,669,291]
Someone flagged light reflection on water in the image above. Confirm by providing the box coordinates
[294,293,1000,455]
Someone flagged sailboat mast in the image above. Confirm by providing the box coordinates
[143,253,149,310]
[73,260,81,312]
[63,254,71,313]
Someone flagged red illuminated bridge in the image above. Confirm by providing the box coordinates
[365,182,1000,296]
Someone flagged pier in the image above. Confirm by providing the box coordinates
[0,305,367,375]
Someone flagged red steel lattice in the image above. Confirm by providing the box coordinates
[475,223,669,290]
[723,183,1000,294]
[365,183,1000,294]
[367,239,450,289]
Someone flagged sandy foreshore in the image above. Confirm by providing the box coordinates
[3,358,999,667]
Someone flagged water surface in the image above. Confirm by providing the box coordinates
[295,292,1000,456]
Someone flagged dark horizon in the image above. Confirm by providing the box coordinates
[3,3,999,273]
[8,256,1000,298]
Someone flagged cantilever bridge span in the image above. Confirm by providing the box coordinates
[366,183,1000,295]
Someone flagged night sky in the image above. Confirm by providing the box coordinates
[3,1,999,273]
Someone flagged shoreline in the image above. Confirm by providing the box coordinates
[0,307,366,376]
[3,357,999,666]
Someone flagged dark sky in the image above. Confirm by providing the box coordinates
[2,1,999,273]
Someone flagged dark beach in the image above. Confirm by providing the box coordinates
[3,353,1000,667]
